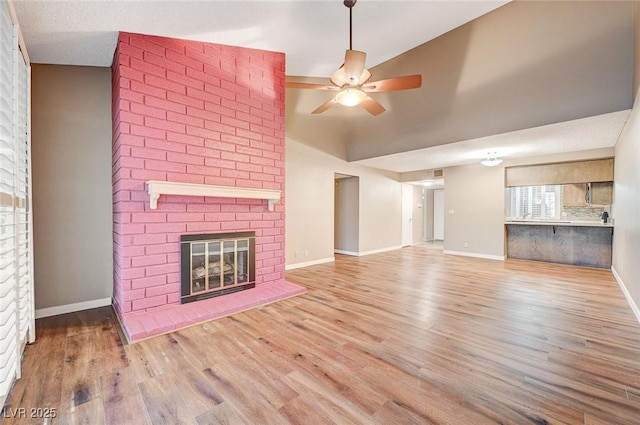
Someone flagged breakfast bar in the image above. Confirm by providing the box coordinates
[505,220,613,268]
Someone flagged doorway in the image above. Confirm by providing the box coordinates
[433,189,445,241]
[419,179,445,249]
[401,184,413,247]
[334,174,359,255]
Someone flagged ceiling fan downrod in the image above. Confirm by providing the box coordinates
[344,0,356,50]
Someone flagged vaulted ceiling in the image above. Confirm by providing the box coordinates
[13,0,506,76]
[288,1,634,172]
[14,1,634,173]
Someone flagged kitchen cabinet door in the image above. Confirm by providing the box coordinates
[591,182,613,205]
[562,183,587,207]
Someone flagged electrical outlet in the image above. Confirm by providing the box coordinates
[304,250,309,257]
[294,251,298,258]
[464,242,469,248]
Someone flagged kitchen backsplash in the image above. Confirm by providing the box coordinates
[562,206,609,219]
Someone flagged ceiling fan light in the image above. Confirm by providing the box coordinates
[336,88,367,106]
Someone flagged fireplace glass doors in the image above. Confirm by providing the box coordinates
[180,232,255,303]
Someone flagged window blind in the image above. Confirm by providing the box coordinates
[16,50,30,347]
[0,0,33,405]
[0,0,18,400]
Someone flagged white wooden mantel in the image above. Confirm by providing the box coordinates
[145,181,281,211]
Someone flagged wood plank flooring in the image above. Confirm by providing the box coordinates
[3,245,640,424]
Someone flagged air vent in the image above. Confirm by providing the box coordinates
[433,169,444,178]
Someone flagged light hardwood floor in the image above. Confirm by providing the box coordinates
[3,246,640,424]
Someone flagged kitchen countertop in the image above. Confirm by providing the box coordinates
[505,219,614,228]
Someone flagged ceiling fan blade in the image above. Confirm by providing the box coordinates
[286,82,338,90]
[358,68,372,85]
[344,50,366,84]
[311,98,338,114]
[362,74,422,92]
[330,65,347,87]
[360,96,385,116]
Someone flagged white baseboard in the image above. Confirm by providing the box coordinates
[611,266,640,325]
[35,297,112,319]
[332,246,404,258]
[286,257,335,270]
[358,245,403,257]
[443,250,506,261]
[334,249,359,256]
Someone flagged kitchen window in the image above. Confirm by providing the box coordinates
[506,185,562,219]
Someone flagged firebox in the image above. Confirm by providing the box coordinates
[180,232,256,303]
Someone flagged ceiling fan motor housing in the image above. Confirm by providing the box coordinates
[344,0,357,8]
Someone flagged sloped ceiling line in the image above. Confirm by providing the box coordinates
[289,1,633,173]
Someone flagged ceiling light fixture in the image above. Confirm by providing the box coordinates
[481,152,503,167]
[335,88,367,106]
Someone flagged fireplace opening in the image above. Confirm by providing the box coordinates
[180,232,256,303]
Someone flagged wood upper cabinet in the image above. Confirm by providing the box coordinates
[562,182,613,207]
[506,158,614,187]
[563,183,587,207]
[591,182,613,205]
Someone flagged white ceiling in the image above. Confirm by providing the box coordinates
[354,110,631,173]
[13,0,508,77]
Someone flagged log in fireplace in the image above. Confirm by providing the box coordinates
[180,232,256,303]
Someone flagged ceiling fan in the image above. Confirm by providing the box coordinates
[286,0,422,116]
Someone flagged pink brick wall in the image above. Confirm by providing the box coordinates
[112,32,285,318]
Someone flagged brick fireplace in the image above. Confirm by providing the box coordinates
[111,32,305,341]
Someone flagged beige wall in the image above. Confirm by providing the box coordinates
[612,95,640,314]
[443,164,505,258]
[31,64,113,310]
[356,169,402,253]
[611,6,640,314]
[286,137,401,267]
[443,148,615,259]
